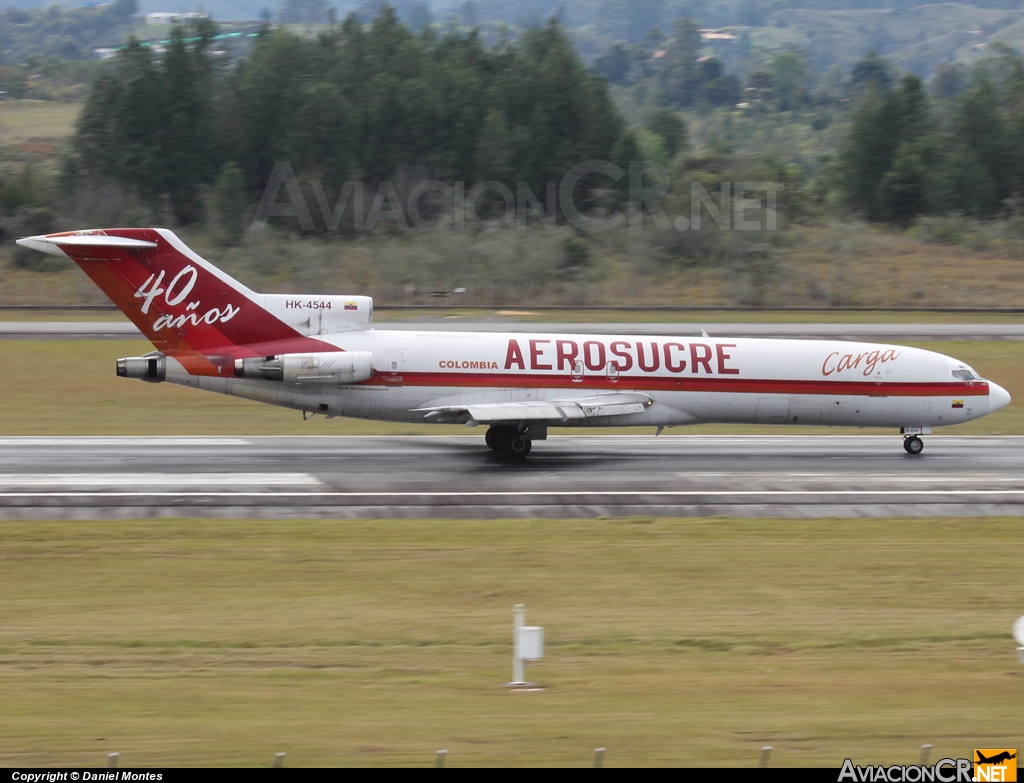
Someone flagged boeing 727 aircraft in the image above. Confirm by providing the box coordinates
[18,228,1011,456]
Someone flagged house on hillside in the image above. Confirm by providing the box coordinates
[145,11,210,24]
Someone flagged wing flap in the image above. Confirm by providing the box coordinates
[416,393,652,423]
[470,402,587,422]
[578,402,647,417]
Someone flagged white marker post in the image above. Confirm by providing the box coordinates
[1013,615,1024,663]
[508,604,544,687]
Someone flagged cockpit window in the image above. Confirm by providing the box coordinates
[951,368,978,381]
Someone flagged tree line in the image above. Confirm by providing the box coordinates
[55,5,1024,236]
[68,8,628,232]
[594,16,1024,224]
[837,47,1024,222]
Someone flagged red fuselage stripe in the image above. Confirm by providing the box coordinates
[365,371,989,397]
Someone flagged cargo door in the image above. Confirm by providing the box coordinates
[755,396,790,424]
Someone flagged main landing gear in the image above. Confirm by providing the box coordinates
[903,435,924,455]
[485,425,532,458]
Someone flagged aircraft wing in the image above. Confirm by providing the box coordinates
[415,392,653,423]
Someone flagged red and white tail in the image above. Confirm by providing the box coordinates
[16,228,340,364]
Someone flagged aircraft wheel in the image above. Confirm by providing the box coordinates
[508,435,532,457]
[485,426,502,451]
[903,436,924,455]
[486,426,531,457]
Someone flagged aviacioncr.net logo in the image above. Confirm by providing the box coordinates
[839,758,973,782]
[973,749,1017,783]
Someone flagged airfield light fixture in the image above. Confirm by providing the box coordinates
[1013,615,1024,662]
[508,604,545,688]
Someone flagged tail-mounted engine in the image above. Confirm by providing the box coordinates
[234,351,374,384]
[117,353,166,383]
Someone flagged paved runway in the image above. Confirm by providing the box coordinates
[4,321,1024,340]
[2,435,1023,519]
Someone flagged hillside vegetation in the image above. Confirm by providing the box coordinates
[5,5,1024,308]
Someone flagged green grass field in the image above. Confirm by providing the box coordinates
[0,99,82,144]
[0,517,1021,766]
[0,339,1020,435]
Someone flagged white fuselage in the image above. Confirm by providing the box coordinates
[15,227,1009,435]
[165,329,1005,430]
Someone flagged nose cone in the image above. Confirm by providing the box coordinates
[989,382,1011,412]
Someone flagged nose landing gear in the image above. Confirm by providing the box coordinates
[903,435,924,455]
[485,425,532,458]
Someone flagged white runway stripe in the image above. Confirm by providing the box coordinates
[0,437,250,446]
[0,473,322,489]
[2,489,1024,498]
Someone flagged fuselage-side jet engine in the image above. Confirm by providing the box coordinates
[18,228,1011,456]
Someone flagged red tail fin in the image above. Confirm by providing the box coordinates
[17,228,336,365]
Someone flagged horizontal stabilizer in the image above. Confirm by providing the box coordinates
[17,234,158,256]
[416,392,653,423]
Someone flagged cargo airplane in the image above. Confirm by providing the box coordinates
[18,228,1011,456]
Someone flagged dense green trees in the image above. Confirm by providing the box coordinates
[71,19,220,223]
[645,109,687,158]
[767,52,808,111]
[59,5,1024,232]
[840,75,936,222]
[209,163,249,245]
[838,51,1024,222]
[69,10,625,228]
